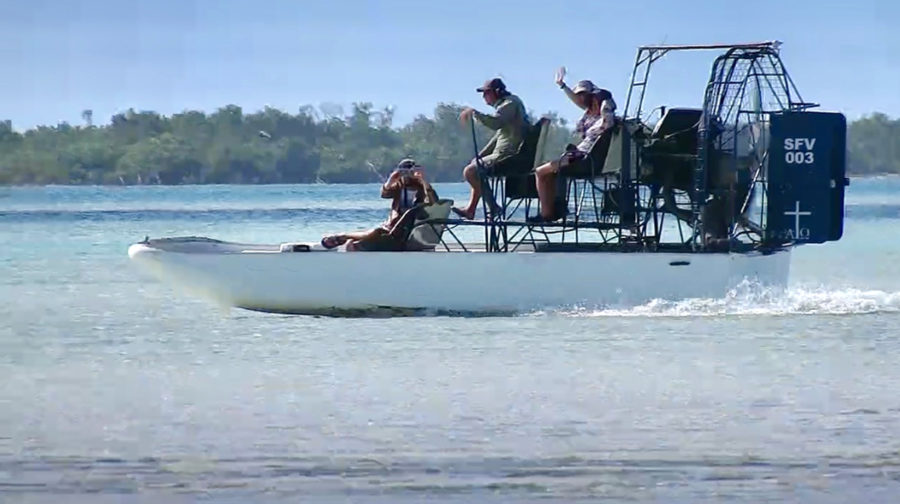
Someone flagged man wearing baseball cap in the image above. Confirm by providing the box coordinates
[454,77,530,220]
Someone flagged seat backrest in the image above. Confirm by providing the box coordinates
[512,117,546,162]
[589,121,615,164]
[531,117,552,168]
[403,199,453,251]
[563,120,617,179]
[504,118,550,200]
[651,108,702,153]
[602,120,624,175]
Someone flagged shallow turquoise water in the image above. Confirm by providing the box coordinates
[1,178,899,502]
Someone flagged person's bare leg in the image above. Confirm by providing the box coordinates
[325,227,382,247]
[345,228,390,252]
[453,161,480,220]
[534,160,560,218]
[342,228,382,242]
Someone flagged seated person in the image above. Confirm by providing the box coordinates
[528,72,616,223]
[453,77,529,220]
[321,159,438,251]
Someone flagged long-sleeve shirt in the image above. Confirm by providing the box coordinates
[472,94,528,158]
[574,99,616,153]
[562,85,585,110]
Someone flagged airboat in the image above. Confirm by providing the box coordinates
[128,41,848,315]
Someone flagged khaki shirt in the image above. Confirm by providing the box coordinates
[473,93,529,158]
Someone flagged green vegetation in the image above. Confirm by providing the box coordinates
[0,104,572,185]
[0,105,896,185]
[846,113,900,176]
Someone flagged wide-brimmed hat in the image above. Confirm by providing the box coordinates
[571,80,598,95]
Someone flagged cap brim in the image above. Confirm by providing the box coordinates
[476,87,486,92]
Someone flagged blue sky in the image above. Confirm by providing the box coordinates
[1,0,897,131]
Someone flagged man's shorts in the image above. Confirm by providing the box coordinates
[475,152,518,176]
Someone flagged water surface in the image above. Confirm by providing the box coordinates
[2,178,899,502]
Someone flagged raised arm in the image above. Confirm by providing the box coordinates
[381,171,402,198]
[559,83,586,110]
[555,66,587,110]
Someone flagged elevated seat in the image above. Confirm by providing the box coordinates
[640,107,703,190]
[477,117,551,218]
[554,119,620,222]
[633,108,704,225]
[499,117,550,200]
[559,120,616,179]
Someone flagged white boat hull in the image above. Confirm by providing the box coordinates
[128,238,791,316]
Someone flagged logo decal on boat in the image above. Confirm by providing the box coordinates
[783,201,812,240]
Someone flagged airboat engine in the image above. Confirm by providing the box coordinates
[620,41,849,251]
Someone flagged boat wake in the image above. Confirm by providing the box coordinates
[554,282,900,318]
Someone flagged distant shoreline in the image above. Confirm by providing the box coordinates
[2,173,898,189]
[2,106,896,186]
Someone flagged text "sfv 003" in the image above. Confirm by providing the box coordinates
[784,137,816,164]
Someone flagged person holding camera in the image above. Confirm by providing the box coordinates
[380,159,437,227]
[321,159,438,251]
[528,68,616,223]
